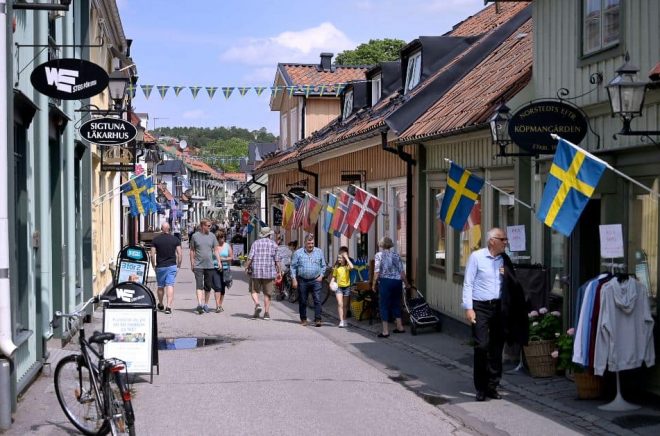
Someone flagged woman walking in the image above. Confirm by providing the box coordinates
[212,229,233,312]
[330,251,353,328]
[373,237,410,338]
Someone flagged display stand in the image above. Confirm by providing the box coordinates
[114,245,151,286]
[506,351,526,374]
[598,371,639,411]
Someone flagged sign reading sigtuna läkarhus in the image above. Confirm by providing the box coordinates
[508,100,588,155]
[79,117,137,145]
[30,58,109,100]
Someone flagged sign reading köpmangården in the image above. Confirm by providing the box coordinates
[30,58,109,100]
[508,100,588,155]
[79,117,138,145]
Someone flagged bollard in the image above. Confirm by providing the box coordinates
[0,358,11,430]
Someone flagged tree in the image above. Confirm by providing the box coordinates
[335,38,407,65]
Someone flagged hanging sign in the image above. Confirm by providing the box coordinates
[508,100,588,155]
[79,117,137,146]
[101,142,136,172]
[273,206,283,226]
[30,58,109,100]
[599,224,624,258]
[506,225,526,252]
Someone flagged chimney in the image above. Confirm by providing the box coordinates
[319,52,333,71]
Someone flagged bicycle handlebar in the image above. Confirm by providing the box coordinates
[53,295,101,322]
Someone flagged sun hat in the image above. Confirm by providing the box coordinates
[258,227,274,238]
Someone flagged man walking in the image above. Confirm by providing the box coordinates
[244,227,280,320]
[290,234,327,327]
[190,219,221,314]
[463,228,527,401]
[150,223,182,314]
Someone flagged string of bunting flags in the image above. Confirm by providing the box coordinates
[127,80,379,100]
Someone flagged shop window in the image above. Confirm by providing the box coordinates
[430,188,447,270]
[628,177,658,316]
[493,189,515,229]
[582,0,620,56]
[454,200,482,274]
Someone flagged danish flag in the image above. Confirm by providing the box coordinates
[346,186,382,234]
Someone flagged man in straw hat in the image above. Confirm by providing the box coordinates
[244,226,281,320]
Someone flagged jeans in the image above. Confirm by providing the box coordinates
[472,299,504,393]
[298,277,322,321]
[378,277,402,321]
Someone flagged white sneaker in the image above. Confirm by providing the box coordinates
[338,320,345,328]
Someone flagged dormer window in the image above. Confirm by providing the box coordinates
[371,74,382,105]
[404,50,422,94]
[342,89,354,122]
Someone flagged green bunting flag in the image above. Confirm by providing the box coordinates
[238,87,250,96]
[141,85,154,99]
[206,87,218,99]
[270,86,281,97]
[254,86,266,96]
[304,85,313,97]
[287,86,296,97]
[157,85,169,99]
[173,86,185,96]
[335,84,344,97]
[189,86,201,99]
[127,84,137,98]
[222,87,234,99]
[318,84,326,97]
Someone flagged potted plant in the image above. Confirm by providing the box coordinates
[523,308,561,377]
[554,328,603,399]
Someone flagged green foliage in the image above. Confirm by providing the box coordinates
[556,328,584,373]
[199,137,249,172]
[528,308,561,341]
[335,38,407,65]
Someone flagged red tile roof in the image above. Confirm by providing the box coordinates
[449,2,530,37]
[279,64,369,93]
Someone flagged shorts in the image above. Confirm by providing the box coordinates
[336,286,351,297]
[250,278,274,297]
[156,265,178,287]
[194,268,214,292]
[211,269,226,295]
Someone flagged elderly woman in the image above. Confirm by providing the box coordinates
[373,237,410,337]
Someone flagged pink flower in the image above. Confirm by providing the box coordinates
[528,310,539,318]
[532,321,539,327]
[555,332,560,338]
[567,328,575,336]
[539,307,548,314]
[551,350,559,359]
[551,311,561,317]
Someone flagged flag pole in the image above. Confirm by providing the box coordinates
[443,158,534,212]
[550,134,660,200]
[92,174,155,207]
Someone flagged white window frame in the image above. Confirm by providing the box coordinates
[404,50,422,94]
[582,0,620,55]
[290,107,299,144]
[280,113,288,149]
[371,74,382,106]
[342,90,354,122]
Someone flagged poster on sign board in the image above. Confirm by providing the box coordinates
[104,308,153,373]
[599,224,624,258]
[506,225,526,252]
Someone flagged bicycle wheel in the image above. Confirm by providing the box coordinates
[54,354,109,435]
[106,371,136,436]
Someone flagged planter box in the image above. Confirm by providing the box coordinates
[523,339,557,377]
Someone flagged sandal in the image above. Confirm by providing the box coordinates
[377,333,390,338]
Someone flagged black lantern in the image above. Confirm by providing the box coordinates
[108,69,129,109]
[490,103,511,145]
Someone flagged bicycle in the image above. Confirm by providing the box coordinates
[52,296,136,436]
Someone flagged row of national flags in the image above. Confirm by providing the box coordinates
[280,186,383,238]
[438,136,607,237]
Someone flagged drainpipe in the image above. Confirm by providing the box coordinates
[0,0,17,360]
[297,160,318,243]
[380,128,416,285]
[251,179,267,224]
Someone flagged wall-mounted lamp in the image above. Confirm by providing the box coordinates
[489,103,536,157]
[108,69,129,111]
[606,53,660,137]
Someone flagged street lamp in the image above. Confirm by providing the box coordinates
[489,103,536,157]
[606,53,660,137]
[108,69,130,111]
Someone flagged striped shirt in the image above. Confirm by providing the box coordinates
[290,247,326,280]
[247,238,279,279]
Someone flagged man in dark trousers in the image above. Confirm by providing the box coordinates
[150,222,182,314]
[462,227,527,402]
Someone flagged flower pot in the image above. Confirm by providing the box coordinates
[573,372,604,399]
[523,339,557,377]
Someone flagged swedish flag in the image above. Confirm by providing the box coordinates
[121,175,156,217]
[537,138,606,236]
[439,162,484,231]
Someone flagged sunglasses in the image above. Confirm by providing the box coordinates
[492,237,508,242]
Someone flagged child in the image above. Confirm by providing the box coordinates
[331,251,354,327]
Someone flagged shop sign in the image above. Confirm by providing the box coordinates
[508,100,588,154]
[101,142,136,172]
[30,58,109,100]
[79,117,137,146]
[273,206,283,226]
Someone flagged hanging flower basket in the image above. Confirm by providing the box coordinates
[573,372,604,399]
[523,339,557,377]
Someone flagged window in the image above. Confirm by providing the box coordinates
[290,107,299,144]
[453,200,482,274]
[430,188,447,269]
[404,51,422,94]
[583,0,620,55]
[342,90,354,122]
[371,74,382,106]
[280,113,288,149]
[393,186,406,260]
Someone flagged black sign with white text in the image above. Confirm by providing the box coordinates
[79,117,137,145]
[30,58,109,100]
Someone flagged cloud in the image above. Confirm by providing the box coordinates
[220,22,355,66]
[182,110,206,120]
[241,67,278,85]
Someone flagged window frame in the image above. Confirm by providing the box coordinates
[342,89,354,122]
[581,0,622,58]
[429,187,447,273]
[280,113,288,149]
[371,73,382,106]
[404,50,422,94]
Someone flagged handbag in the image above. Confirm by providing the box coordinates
[223,268,233,288]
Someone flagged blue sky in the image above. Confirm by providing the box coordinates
[117,0,487,134]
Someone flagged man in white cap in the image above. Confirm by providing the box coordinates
[244,226,281,320]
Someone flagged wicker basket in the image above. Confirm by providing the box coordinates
[573,372,604,399]
[523,339,557,377]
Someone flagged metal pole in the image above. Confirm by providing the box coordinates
[0,359,10,430]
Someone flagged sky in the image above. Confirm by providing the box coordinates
[117,0,487,134]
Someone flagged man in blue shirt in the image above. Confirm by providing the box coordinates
[462,227,509,402]
[290,234,327,327]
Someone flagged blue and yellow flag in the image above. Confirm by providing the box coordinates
[323,193,338,235]
[121,175,156,217]
[439,162,484,231]
[537,138,606,236]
